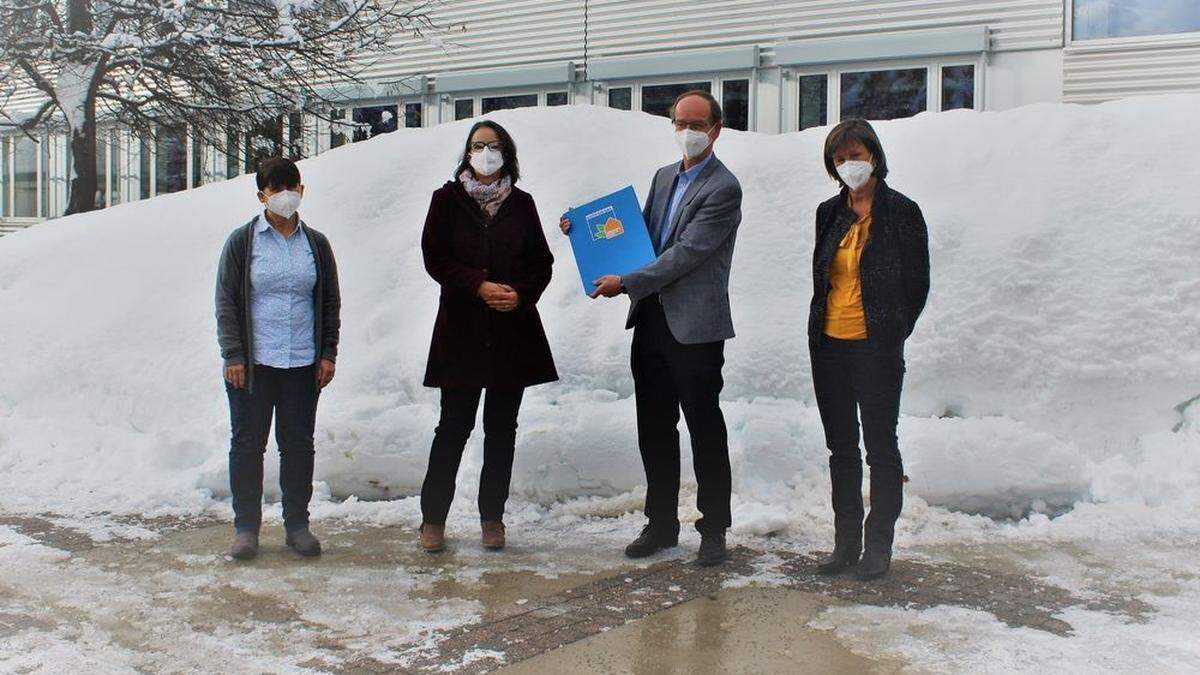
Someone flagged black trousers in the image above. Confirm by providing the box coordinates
[810,336,905,471]
[632,297,731,535]
[421,386,525,525]
[226,364,320,534]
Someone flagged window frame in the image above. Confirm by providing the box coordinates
[599,72,756,131]
[1066,0,1200,46]
[787,56,982,132]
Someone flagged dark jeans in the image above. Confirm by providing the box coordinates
[421,386,525,525]
[632,297,731,535]
[810,336,906,471]
[226,364,320,534]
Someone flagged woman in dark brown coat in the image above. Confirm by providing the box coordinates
[418,120,558,553]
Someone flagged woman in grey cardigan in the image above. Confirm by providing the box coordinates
[215,157,341,561]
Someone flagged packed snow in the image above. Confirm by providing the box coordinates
[1,96,1199,672]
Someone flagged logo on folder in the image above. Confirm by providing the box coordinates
[586,206,625,241]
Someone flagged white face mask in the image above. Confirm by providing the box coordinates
[674,128,712,159]
[836,160,874,190]
[470,147,504,177]
[265,190,302,219]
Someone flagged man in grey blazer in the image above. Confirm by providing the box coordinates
[561,91,742,566]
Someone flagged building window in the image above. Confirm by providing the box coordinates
[95,135,108,209]
[481,94,538,114]
[156,126,188,195]
[109,130,122,205]
[192,134,204,188]
[330,109,348,149]
[546,91,569,106]
[140,137,152,200]
[798,74,829,131]
[13,136,37,217]
[721,79,750,131]
[840,68,927,121]
[0,137,8,217]
[288,112,304,159]
[245,118,282,173]
[608,87,632,110]
[404,102,423,128]
[941,65,975,111]
[225,129,241,178]
[455,99,475,121]
[1073,0,1200,41]
[40,134,51,217]
[641,82,711,119]
[353,105,397,142]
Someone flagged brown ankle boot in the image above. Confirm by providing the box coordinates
[481,521,506,550]
[420,523,445,553]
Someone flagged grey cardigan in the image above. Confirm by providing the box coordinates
[215,216,341,392]
[622,155,743,344]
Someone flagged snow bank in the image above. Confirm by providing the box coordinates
[1,97,1198,527]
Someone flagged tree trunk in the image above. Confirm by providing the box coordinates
[64,100,99,216]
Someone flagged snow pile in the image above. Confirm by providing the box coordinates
[0,97,1198,530]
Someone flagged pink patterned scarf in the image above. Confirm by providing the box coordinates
[459,169,512,220]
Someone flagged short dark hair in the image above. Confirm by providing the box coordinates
[669,90,723,126]
[455,120,520,184]
[255,157,301,191]
[823,118,888,187]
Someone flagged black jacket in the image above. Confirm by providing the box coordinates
[808,179,930,347]
[421,180,558,389]
[215,215,341,392]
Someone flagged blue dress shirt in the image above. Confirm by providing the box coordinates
[249,214,318,368]
[659,152,715,250]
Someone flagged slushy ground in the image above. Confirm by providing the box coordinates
[0,510,1173,674]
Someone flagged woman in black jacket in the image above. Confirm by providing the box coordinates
[808,119,930,580]
[418,120,558,553]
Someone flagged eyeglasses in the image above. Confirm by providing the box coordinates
[470,142,503,152]
[672,120,712,132]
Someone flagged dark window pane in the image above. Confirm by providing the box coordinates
[225,129,241,178]
[191,134,203,188]
[155,126,187,195]
[455,99,475,121]
[721,79,750,131]
[288,112,304,159]
[40,135,51,216]
[109,130,122,205]
[0,137,7,217]
[140,137,152,199]
[608,87,632,111]
[942,65,975,111]
[96,134,108,209]
[13,136,36,217]
[546,91,569,106]
[799,75,828,130]
[641,81,712,119]
[840,68,927,121]
[352,105,397,142]
[404,103,422,128]
[481,94,538,114]
[330,108,347,149]
[1074,0,1200,40]
[244,118,282,173]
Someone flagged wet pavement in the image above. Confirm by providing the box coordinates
[0,514,1157,673]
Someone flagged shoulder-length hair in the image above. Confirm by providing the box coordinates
[454,120,520,184]
[823,118,889,188]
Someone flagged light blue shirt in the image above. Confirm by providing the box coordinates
[250,214,318,368]
[659,152,715,250]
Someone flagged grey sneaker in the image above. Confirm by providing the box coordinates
[285,528,322,557]
[230,531,259,560]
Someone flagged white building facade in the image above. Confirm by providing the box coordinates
[2,0,1199,230]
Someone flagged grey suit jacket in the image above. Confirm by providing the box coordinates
[622,155,742,344]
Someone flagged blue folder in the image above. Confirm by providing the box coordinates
[565,186,657,296]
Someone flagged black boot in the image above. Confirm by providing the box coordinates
[856,466,903,581]
[817,457,863,575]
[624,523,680,558]
[696,530,728,567]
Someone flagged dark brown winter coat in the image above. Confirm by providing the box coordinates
[421,180,558,389]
